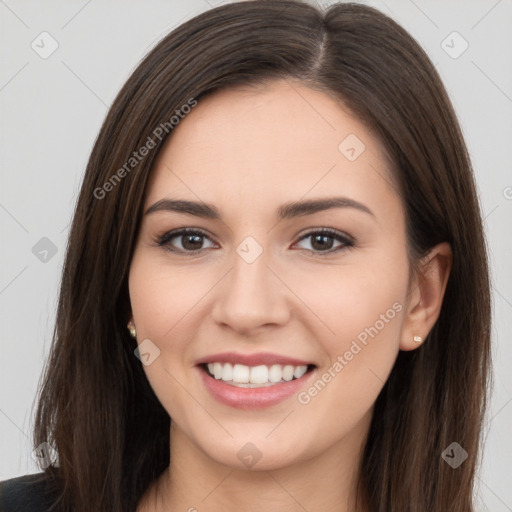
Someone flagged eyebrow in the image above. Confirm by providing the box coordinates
[145,196,374,219]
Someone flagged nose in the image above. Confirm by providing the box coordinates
[211,246,291,335]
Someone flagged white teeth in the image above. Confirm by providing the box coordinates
[282,365,294,381]
[213,362,223,380]
[250,365,268,384]
[233,364,250,383]
[221,363,233,381]
[205,362,309,386]
[268,364,283,383]
[294,365,307,378]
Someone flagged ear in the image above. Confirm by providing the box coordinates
[400,242,452,351]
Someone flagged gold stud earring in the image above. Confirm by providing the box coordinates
[413,335,423,344]
[127,321,137,339]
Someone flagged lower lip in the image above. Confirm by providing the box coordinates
[198,366,316,410]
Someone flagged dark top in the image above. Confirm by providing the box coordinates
[0,473,60,512]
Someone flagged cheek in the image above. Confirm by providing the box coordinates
[128,254,207,425]
[292,258,407,438]
[326,271,405,356]
[128,252,220,398]
[128,254,209,341]
[287,251,408,354]
[128,254,195,399]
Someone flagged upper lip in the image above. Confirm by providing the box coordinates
[195,352,314,367]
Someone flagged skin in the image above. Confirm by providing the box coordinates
[130,79,452,512]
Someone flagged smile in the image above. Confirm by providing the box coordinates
[204,362,310,387]
[196,353,317,409]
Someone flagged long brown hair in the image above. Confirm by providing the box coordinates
[32,1,492,510]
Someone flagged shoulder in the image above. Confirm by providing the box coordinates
[0,472,62,512]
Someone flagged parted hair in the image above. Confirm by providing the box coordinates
[33,1,491,511]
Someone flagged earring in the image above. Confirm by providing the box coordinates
[413,335,423,344]
[127,321,137,339]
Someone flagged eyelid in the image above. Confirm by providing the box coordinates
[294,227,354,244]
[155,227,354,256]
[292,228,354,255]
[154,227,218,256]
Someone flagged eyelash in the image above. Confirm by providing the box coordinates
[154,227,354,257]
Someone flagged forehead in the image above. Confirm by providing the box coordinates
[160,80,376,166]
[145,79,399,217]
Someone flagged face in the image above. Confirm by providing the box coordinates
[128,79,412,471]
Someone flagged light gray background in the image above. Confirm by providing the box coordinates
[1,0,511,510]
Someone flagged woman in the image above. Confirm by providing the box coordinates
[0,1,491,511]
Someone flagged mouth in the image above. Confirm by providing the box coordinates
[200,362,316,388]
[195,352,318,409]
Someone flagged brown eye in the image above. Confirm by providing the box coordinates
[294,229,354,255]
[156,228,216,254]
